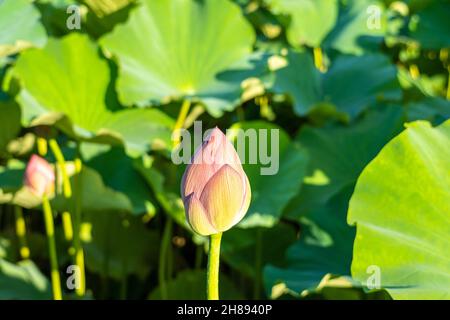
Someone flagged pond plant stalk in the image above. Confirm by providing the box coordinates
[73,151,86,297]
[49,138,86,297]
[42,195,62,300]
[159,99,192,299]
[24,155,62,300]
[48,139,74,242]
[14,206,30,259]
[180,128,252,300]
[207,232,222,300]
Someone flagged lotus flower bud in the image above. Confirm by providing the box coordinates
[181,127,251,236]
[24,155,55,197]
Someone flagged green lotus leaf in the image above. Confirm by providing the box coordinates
[408,1,450,49]
[53,163,134,213]
[34,0,79,38]
[266,0,338,48]
[85,147,155,215]
[324,0,387,55]
[228,121,308,228]
[0,259,51,299]
[406,98,450,126]
[274,50,401,118]
[264,187,356,298]
[221,224,297,281]
[10,33,174,154]
[0,0,47,57]
[0,99,21,155]
[348,120,450,299]
[83,211,160,280]
[284,106,404,220]
[81,0,137,39]
[100,0,257,116]
[398,67,448,99]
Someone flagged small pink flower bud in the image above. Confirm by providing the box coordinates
[24,155,55,197]
[181,127,251,236]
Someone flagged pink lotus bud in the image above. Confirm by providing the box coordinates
[24,155,55,197]
[181,127,251,235]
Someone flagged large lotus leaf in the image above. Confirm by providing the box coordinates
[398,67,448,99]
[148,270,244,300]
[265,0,338,47]
[228,121,308,228]
[0,99,21,154]
[408,2,450,49]
[272,50,321,116]
[323,54,401,119]
[0,259,51,299]
[324,0,387,55]
[52,164,134,213]
[264,187,355,297]
[99,0,257,116]
[406,98,450,126]
[10,33,174,154]
[0,0,47,57]
[85,147,155,215]
[273,50,401,118]
[83,211,159,280]
[286,274,390,300]
[348,120,450,299]
[284,106,404,220]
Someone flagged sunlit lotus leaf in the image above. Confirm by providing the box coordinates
[10,33,174,154]
[266,0,338,47]
[100,0,258,116]
[324,0,387,55]
[0,0,47,57]
[348,120,450,299]
[0,259,51,299]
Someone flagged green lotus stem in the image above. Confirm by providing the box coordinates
[37,137,48,156]
[409,64,420,79]
[253,229,263,299]
[313,47,324,72]
[207,232,222,300]
[73,155,86,297]
[14,206,30,260]
[158,218,173,299]
[48,138,79,287]
[42,195,62,300]
[49,139,72,198]
[173,100,191,145]
[61,211,74,242]
[48,139,75,244]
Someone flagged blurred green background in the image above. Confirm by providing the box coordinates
[0,0,449,300]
